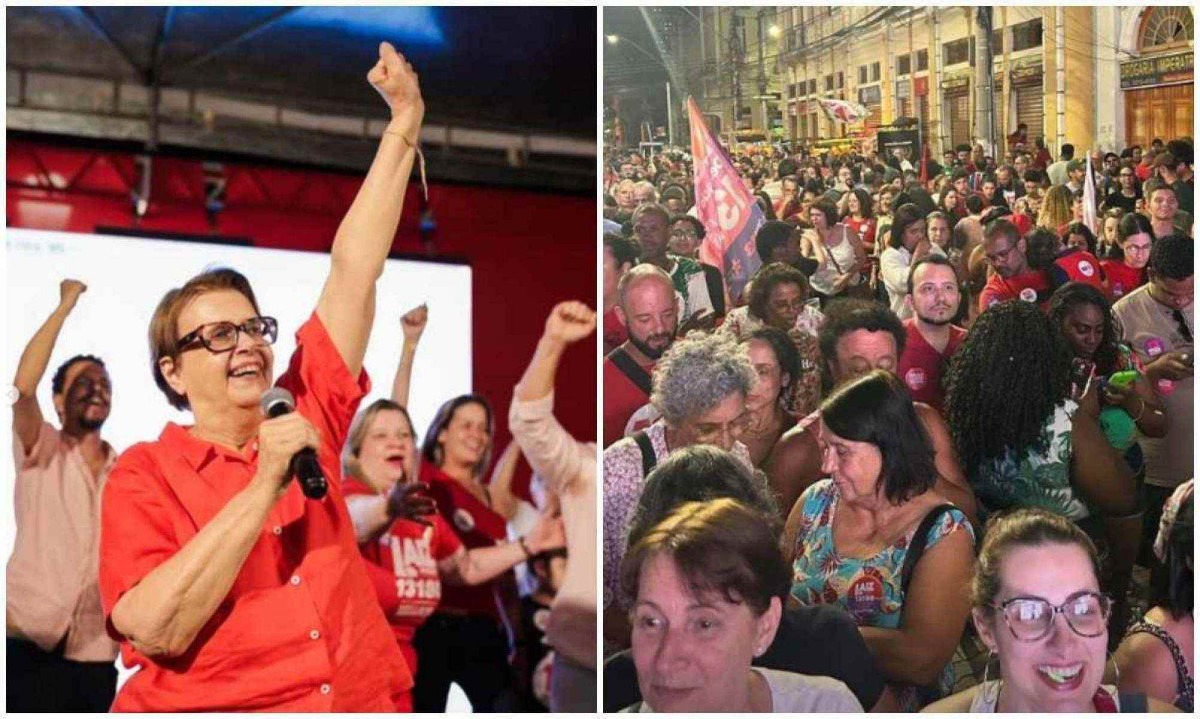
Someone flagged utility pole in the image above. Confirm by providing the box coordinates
[973,6,996,155]
[730,12,745,134]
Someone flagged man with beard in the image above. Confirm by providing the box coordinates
[602,266,678,447]
[978,218,1051,312]
[897,256,966,412]
[7,279,119,711]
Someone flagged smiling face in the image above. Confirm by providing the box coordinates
[817,420,883,503]
[631,553,777,713]
[974,543,1107,712]
[764,281,805,329]
[357,408,418,491]
[830,329,898,384]
[159,289,274,418]
[1149,187,1179,221]
[55,361,112,432]
[437,401,490,470]
[669,220,701,257]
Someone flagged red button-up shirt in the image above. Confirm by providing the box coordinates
[99,313,412,712]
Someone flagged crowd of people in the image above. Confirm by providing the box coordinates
[7,43,596,713]
[602,130,1193,712]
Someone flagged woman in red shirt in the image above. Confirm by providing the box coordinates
[341,398,564,698]
[841,188,877,254]
[97,43,423,712]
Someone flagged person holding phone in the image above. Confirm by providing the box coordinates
[1112,233,1193,579]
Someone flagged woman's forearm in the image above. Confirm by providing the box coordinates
[860,626,947,686]
[441,541,527,586]
[347,493,392,544]
[110,478,279,658]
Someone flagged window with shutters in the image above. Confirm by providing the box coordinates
[1011,19,1043,51]
[809,79,817,95]
[992,28,1004,53]
[837,71,844,88]
[825,74,834,91]
[916,49,929,71]
[1139,7,1193,51]
[898,54,912,76]
[871,62,881,82]
[859,65,868,84]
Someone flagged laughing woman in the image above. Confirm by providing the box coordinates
[98,42,424,711]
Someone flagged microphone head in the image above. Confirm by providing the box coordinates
[261,387,295,418]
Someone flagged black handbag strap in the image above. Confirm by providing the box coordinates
[900,503,958,596]
[633,430,657,478]
[607,347,654,396]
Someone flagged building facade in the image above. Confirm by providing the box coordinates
[678,6,1192,157]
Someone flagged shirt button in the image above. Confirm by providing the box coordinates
[290,575,301,586]
[319,684,331,695]
[309,630,320,640]
[272,526,282,535]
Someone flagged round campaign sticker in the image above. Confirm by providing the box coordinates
[453,508,476,534]
[1112,283,1124,297]
[1078,261,1095,277]
[1019,287,1038,303]
[905,367,927,391]
[1144,337,1166,358]
[533,607,551,633]
[846,574,884,622]
[1157,378,1177,396]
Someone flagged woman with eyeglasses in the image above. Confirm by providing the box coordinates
[1100,213,1154,300]
[923,508,1178,712]
[1103,164,1142,215]
[96,43,423,711]
[720,263,824,418]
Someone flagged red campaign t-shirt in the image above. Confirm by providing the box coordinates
[603,352,653,448]
[897,319,967,413]
[1101,260,1146,300]
[978,269,1052,313]
[602,306,628,352]
[343,475,462,674]
[98,313,412,712]
[422,461,508,619]
[1050,247,1107,294]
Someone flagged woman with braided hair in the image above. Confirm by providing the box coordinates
[943,299,1140,637]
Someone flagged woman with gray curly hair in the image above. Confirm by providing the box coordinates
[602,330,756,652]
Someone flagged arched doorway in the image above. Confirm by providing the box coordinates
[1122,7,1194,149]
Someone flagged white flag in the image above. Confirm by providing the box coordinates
[1083,151,1098,233]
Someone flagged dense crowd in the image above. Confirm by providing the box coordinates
[7,43,596,714]
[602,132,1194,713]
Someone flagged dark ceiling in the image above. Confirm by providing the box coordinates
[6,6,597,138]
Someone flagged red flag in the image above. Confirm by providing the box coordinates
[688,97,764,303]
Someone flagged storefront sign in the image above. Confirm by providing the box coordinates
[1010,61,1043,84]
[942,73,971,92]
[1121,52,1194,90]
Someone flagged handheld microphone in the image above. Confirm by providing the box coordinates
[260,387,327,500]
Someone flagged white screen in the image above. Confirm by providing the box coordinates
[3,228,472,543]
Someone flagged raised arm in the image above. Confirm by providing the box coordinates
[484,441,522,521]
[13,280,87,452]
[510,302,596,494]
[316,42,424,376]
[390,304,428,408]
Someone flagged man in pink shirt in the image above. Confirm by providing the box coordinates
[7,279,119,711]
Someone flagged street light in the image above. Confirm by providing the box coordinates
[606,34,619,45]
[768,24,781,39]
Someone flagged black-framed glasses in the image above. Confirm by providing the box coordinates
[176,316,278,354]
[992,591,1111,642]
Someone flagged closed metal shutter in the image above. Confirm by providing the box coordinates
[1015,83,1043,141]
[947,91,970,148]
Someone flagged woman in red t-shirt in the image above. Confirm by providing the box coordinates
[342,398,563,709]
[840,188,877,254]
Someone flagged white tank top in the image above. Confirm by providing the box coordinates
[809,224,861,296]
